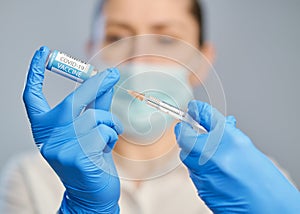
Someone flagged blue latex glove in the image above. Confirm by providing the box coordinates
[175,100,300,213]
[23,46,123,213]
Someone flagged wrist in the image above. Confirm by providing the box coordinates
[59,192,120,214]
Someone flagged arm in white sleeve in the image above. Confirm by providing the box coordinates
[0,155,36,213]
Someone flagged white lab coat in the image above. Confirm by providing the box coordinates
[0,151,212,214]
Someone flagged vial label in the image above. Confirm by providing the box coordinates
[46,50,95,82]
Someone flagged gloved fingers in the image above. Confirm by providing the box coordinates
[188,100,225,132]
[78,124,119,156]
[73,109,123,137]
[179,150,202,169]
[175,122,208,156]
[226,115,237,127]
[100,125,119,153]
[86,88,114,111]
[176,102,229,165]
[54,68,120,121]
[23,46,51,116]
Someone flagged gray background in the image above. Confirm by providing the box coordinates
[0,0,299,188]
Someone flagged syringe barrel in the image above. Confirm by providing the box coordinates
[145,96,185,120]
[145,96,206,133]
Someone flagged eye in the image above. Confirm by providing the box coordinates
[105,35,124,44]
[157,37,177,45]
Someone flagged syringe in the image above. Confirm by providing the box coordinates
[127,90,207,134]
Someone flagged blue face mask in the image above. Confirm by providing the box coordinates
[111,63,194,145]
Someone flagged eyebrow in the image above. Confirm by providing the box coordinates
[106,21,136,33]
[106,20,187,32]
[151,21,186,30]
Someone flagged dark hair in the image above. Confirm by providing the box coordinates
[91,0,205,46]
[191,0,205,46]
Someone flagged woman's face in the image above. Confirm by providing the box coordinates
[101,0,200,48]
[89,0,214,157]
[88,0,214,86]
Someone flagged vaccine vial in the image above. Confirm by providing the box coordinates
[46,50,98,83]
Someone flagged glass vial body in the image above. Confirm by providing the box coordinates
[45,50,98,83]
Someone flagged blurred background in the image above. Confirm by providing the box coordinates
[0,0,299,187]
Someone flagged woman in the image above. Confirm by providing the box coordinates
[1,0,299,213]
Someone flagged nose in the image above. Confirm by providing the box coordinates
[128,36,174,64]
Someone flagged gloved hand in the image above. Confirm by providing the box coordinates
[175,100,300,213]
[23,46,123,213]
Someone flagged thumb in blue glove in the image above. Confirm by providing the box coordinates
[175,100,300,213]
[23,46,123,213]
